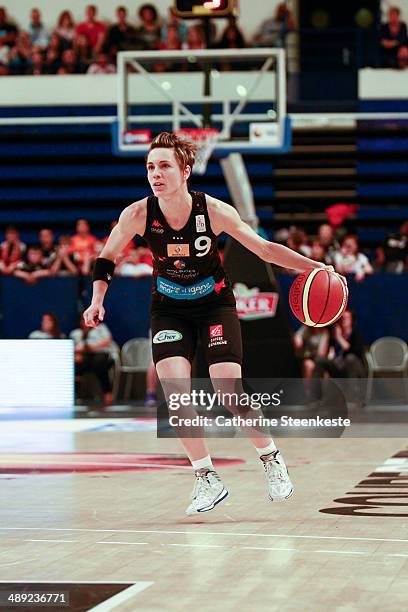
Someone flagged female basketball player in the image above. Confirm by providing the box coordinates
[84,132,339,515]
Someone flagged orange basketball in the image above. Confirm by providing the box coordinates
[289,268,348,327]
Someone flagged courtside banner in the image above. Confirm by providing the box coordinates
[156,378,408,438]
[0,340,74,409]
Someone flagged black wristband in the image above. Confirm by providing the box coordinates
[92,257,115,286]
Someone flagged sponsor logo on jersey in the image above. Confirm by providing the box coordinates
[195,214,206,233]
[167,244,190,257]
[233,283,279,320]
[153,330,183,344]
[174,259,186,270]
[157,276,215,300]
[151,220,164,234]
[209,324,223,338]
[208,323,227,348]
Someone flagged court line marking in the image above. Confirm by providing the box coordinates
[0,460,191,469]
[314,550,366,555]
[241,547,367,556]
[15,539,405,556]
[0,581,144,584]
[17,540,403,557]
[88,582,154,612]
[167,543,224,548]
[96,541,148,546]
[27,539,77,543]
[242,546,296,552]
[1,527,408,545]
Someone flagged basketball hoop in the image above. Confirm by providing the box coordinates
[175,128,219,175]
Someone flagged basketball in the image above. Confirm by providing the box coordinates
[289,269,348,327]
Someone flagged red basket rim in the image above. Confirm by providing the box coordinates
[175,127,219,141]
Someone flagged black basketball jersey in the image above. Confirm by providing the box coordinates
[143,191,234,305]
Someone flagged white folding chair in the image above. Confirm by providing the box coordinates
[112,337,152,401]
[365,336,408,403]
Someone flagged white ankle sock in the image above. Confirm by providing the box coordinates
[191,455,214,471]
[255,442,277,457]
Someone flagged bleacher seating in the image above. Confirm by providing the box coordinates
[0,108,407,251]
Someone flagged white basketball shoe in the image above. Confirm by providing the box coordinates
[185,469,229,515]
[261,450,294,502]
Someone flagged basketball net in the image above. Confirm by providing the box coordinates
[175,128,219,175]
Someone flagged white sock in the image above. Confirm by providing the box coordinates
[254,442,277,457]
[191,455,214,471]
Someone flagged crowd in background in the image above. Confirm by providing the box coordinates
[0,219,153,281]
[1,3,408,76]
[1,217,407,283]
[0,2,295,76]
[273,219,408,278]
[4,212,402,405]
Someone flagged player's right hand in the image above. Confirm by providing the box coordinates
[83,303,105,327]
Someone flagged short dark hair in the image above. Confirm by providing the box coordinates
[138,3,158,21]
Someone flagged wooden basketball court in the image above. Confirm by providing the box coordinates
[0,419,406,611]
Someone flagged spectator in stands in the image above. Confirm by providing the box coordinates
[70,219,98,274]
[38,228,57,267]
[252,2,295,48]
[375,220,408,273]
[45,43,62,74]
[136,3,161,50]
[380,6,408,68]
[311,239,333,266]
[54,10,76,48]
[184,24,207,51]
[217,17,247,70]
[57,48,84,75]
[161,6,187,45]
[294,324,330,379]
[155,24,182,71]
[311,310,366,404]
[317,223,340,258]
[31,49,46,75]
[8,31,33,75]
[159,23,182,51]
[70,314,119,405]
[73,34,93,71]
[116,246,154,277]
[287,227,312,258]
[29,312,65,339]
[87,51,116,74]
[104,6,139,55]
[332,234,374,281]
[0,7,18,48]
[0,226,26,275]
[397,44,408,68]
[50,235,80,276]
[0,40,9,69]
[218,17,246,50]
[14,245,50,284]
[27,8,49,50]
[76,4,107,56]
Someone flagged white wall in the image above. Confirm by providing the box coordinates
[381,0,408,21]
[359,67,408,99]
[0,0,284,39]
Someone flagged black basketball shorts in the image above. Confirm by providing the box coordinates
[151,300,243,367]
